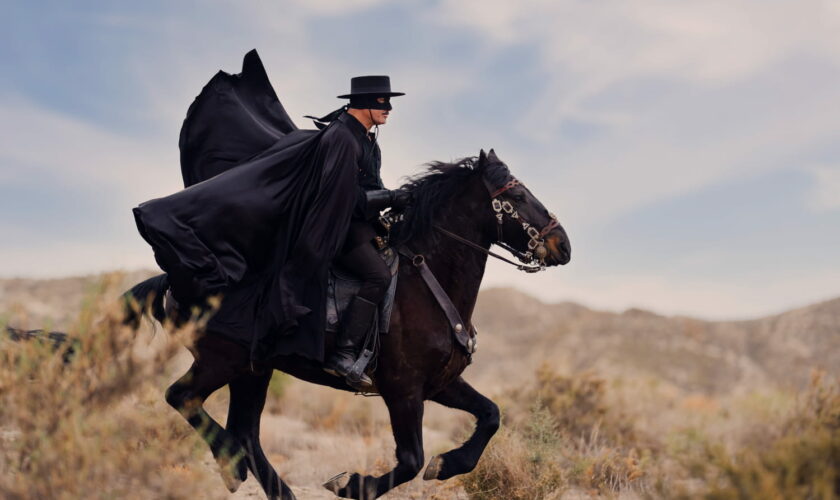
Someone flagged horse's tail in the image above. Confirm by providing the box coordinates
[5,326,76,363]
[3,274,169,363]
[121,273,169,329]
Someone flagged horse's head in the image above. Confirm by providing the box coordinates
[393,150,570,269]
[478,149,571,267]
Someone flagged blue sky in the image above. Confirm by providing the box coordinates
[2,0,839,319]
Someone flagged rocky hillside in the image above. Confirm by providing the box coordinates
[472,288,840,395]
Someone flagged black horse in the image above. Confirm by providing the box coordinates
[127,149,571,500]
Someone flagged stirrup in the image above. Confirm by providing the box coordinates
[323,358,374,389]
[346,348,375,387]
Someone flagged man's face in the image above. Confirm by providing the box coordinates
[370,97,390,125]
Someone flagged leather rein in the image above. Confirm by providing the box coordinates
[432,225,543,273]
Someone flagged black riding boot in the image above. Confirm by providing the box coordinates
[324,296,376,389]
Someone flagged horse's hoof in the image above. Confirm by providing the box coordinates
[423,455,444,480]
[323,471,348,494]
[220,467,243,493]
[219,449,247,493]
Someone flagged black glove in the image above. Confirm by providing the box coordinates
[364,189,413,216]
[390,189,413,210]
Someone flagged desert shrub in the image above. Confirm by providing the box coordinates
[527,365,608,439]
[460,404,565,500]
[524,364,639,446]
[683,372,840,500]
[0,274,222,500]
[461,366,653,499]
[303,393,378,436]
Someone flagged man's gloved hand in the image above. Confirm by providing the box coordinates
[364,189,414,216]
[390,188,413,210]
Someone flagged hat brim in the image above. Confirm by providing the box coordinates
[337,91,406,99]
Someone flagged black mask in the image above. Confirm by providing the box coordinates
[348,95,392,111]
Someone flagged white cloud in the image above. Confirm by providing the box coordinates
[0,95,176,277]
[286,0,388,15]
[0,93,180,198]
[429,0,840,133]
[433,0,840,84]
[807,165,840,212]
[426,1,840,227]
[3,1,839,317]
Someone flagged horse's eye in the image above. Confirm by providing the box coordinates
[513,194,526,202]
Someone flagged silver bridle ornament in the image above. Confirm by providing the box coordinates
[489,179,559,268]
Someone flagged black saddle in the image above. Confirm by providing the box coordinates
[326,245,399,336]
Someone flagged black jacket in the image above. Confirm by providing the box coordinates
[335,112,385,220]
[334,112,387,251]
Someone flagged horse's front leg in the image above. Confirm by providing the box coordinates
[324,394,425,499]
[424,376,500,481]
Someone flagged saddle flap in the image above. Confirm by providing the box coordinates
[326,247,399,334]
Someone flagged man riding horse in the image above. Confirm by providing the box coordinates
[128,50,571,500]
[320,78,410,388]
[132,50,408,389]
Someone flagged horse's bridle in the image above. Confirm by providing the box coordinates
[489,177,559,260]
[432,175,559,273]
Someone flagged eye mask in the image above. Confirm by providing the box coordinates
[348,95,392,111]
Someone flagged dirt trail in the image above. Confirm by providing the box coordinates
[222,410,469,499]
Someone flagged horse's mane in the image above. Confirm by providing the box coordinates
[390,155,511,245]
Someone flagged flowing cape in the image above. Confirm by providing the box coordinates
[133,50,357,361]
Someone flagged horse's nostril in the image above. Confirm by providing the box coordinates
[544,236,561,258]
[541,234,570,265]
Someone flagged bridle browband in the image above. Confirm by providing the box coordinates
[490,178,520,198]
[432,173,559,273]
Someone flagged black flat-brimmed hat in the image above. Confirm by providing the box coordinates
[337,75,405,98]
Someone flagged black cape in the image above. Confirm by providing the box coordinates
[133,50,359,362]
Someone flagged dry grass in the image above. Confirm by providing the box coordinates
[674,372,840,500]
[461,365,651,499]
[0,274,223,500]
[461,365,840,500]
[0,274,466,500]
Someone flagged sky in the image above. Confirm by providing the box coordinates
[2,0,839,319]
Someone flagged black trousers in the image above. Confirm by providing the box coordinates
[335,224,391,305]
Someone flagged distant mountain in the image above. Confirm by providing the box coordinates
[0,270,157,328]
[2,273,838,394]
[471,288,840,394]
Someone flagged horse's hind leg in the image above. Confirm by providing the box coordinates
[165,336,248,492]
[226,372,296,500]
[325,394,425,499]
[424,376,500,481]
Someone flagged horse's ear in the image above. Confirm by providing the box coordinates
[488,148,499,162]
[478,149,487,166]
